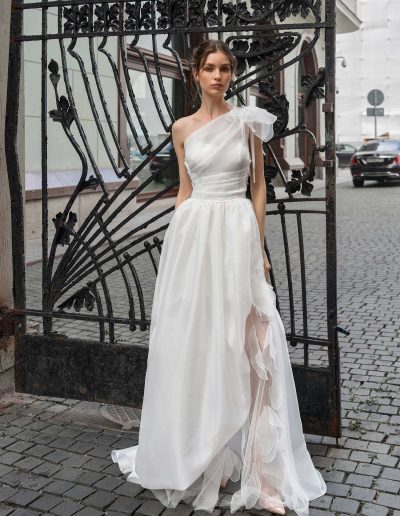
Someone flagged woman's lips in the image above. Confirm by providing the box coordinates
[211,84,223,88]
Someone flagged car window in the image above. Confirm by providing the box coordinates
[359,141,400,152]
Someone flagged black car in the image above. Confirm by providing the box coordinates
[350,140,400,187]
[336,143,357,167]
[149,142,178,184]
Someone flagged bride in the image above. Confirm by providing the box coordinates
[111,39,327,516]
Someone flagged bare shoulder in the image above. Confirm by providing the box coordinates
[172,115,196,143]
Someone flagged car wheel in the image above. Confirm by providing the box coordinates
[352,177,364,187]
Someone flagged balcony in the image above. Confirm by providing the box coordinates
[337,0,361,33]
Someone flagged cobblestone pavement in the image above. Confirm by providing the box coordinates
[1,175,400,515]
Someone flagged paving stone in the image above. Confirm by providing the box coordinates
[134,499,166,515]
[56,428,84,440]
[67,441,94,454]
[74,508,103,516]
[29,493,62,511]
[360,503,389,516]
[14,456,44,472]
[75,471,105,486]
[376,493,400,510]
[43,480,75,495]
[81,490,117,510]
[11,417,34,428]
[162,505,193,516]
[0,503,13,515]
[81,457,110,473]
[103,463,123,476]
[382,467,400,481]
[0,451,24,465]
[50,499,86,515]
[345,473,374,488]
[92,475,124,492]
[107,495,143,514]
[374,477,400,494]
[113,481,143,497]
[19,474,52,491]
[45,449,71,464]
[60,453,90,468]
[63,484,96,501]
[6,488,41,507]
[309,494,332,510]
[1,469,31,487]
[331,497,360,514]
[87,446,111,459]
[94,433,121,447]
[0,464,13,478]
[47,437,76,451]
[0,486,17,503]
[75,431,102,443]
[24,443,54,459]
[326,482,351,497]
[9,509,41,516]
[25,420,51,432]
[31,433,59,446]
[333,459,357,472]
[4,440,35,454]
[0,438,17,451]
[31,461,61,477]
[354,462,382,476]
[349,486,376,502]
[54,467,84,482]
[15,431,39,443]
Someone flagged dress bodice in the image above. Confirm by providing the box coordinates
[183,106,276,201]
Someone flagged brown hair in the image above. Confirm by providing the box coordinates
[189,39,238,84]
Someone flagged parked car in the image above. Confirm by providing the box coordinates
[149,142,178,184]
[336,143,358,167]
[350,140,400,187]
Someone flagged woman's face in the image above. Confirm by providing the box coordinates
[195,51,232,96]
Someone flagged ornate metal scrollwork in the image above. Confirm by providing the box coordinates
[58,285,96,312]
[52,212,78,246]
[302,67,326,108]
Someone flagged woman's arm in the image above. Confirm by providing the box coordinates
[171,119,193,209]
[249,134,271,280]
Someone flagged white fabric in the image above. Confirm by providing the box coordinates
[111,105,326,515]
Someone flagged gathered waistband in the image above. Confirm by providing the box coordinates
[190,184,248,202]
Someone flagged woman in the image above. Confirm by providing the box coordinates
[111,40,327,516]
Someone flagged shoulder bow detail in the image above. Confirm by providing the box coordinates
[232,106,277,183]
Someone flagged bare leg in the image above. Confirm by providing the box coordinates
[245,306,286,515]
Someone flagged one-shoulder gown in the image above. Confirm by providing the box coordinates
[111,105,327,516]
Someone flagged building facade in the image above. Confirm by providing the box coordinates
[337,0,398,145]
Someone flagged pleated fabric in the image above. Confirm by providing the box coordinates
[111,106,326,515]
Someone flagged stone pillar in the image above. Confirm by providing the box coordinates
[0,1,14,397]
[0,1,24,398]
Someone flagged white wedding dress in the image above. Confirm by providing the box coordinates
[111,105,327,515]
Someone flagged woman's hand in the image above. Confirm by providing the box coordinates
[262,248,271,281]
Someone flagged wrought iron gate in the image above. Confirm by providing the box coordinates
[6,0,343,437]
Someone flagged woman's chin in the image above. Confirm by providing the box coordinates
[207,88,226,96]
